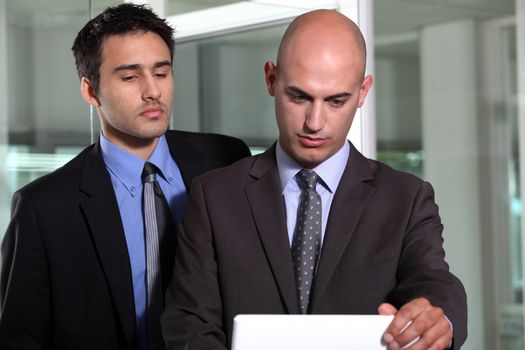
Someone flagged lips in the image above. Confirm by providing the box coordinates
[299,135,327,147]
[141,106,163,118]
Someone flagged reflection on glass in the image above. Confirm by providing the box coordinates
[172,25,288,148]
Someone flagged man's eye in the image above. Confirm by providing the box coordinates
[121,76,136,82]
[154,73,168,78]
[290,94,307,102]
[330,99,346,107]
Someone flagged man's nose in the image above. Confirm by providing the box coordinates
[142,75,161,101]
[305,101,324,132]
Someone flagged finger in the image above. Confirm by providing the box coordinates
[378,303,398,315]
[379,303,399,346]
[395,306,445,346]
[403,328,452,350]
[398,311,451,350]
[385,298,431,339]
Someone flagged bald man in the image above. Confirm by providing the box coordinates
[161,10,467,350]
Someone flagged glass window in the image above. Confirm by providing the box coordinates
[374,1,520,349]
[172,25,287,154]
[0,0,121,240]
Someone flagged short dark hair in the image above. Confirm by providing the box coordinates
[72,3,174,92]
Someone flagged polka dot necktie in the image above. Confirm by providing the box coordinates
[291,169,322,314]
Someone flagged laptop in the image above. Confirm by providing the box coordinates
[231,314,395,350]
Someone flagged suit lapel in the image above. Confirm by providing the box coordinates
[245,146,299,314]
[310,143,376,311]
[79,142,136,348]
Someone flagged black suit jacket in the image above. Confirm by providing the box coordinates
[161,143,467,350]
[0,130,250,350]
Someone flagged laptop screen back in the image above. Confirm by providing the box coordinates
[231,314,394,350]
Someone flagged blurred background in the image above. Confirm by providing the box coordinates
[0,1,522,348]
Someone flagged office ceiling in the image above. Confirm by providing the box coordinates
[6,0,515,37]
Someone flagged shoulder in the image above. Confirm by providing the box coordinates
[166,130,250,156]
[195,153,259,186]
[13,144,94,204]
[346,143,426,189]
[368,158,424,185]
[165,130,251,173]
[363,158,437,206]
[166,129,243,143]
[347,145,432,200]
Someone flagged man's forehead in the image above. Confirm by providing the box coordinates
[278,52,364,82]
[99,32,170,68]
[102,31,168,51]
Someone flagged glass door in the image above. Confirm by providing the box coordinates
[374,0,523,348]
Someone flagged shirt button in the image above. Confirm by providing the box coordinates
[130,186,136,192]
[168,177,173,182]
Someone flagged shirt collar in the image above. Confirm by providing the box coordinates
[276,141,350,194]
[146,135,174,182]
[100,133,174,194]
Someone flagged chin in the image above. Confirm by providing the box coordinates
[145,125,169,138]
[295,156,321,169]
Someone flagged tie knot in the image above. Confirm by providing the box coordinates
[142,162,158,184]
[296,169,319,190]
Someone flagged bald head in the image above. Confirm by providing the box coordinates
[264,9,373,169]
[276,9,367,78]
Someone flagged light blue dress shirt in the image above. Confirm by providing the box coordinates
[276,141,350,245]
[100,133,187,350]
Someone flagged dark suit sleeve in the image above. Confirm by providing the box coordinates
[0,191,51,349]
[161,177,227,350]
[388,181,467,349]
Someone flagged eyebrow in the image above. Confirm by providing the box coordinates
[112,60,172,74]
[286,86,351,100]
[326,92,352,100]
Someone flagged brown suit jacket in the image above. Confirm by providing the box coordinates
[0,130,250,350]
[161,142,467,350]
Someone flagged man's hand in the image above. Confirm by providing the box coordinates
[378,298,452,350]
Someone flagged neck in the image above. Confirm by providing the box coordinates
[102,130,160,161]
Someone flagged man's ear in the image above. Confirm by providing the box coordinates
[80,77,101,107]
[357,74,373,108]
[264,61,278,97]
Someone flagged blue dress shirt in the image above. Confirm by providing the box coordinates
[276,141,350,245]
[100,133,187,350]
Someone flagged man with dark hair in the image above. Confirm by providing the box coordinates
[161,9,467,350]
[71,3,175,94]
[0,4,250,350]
